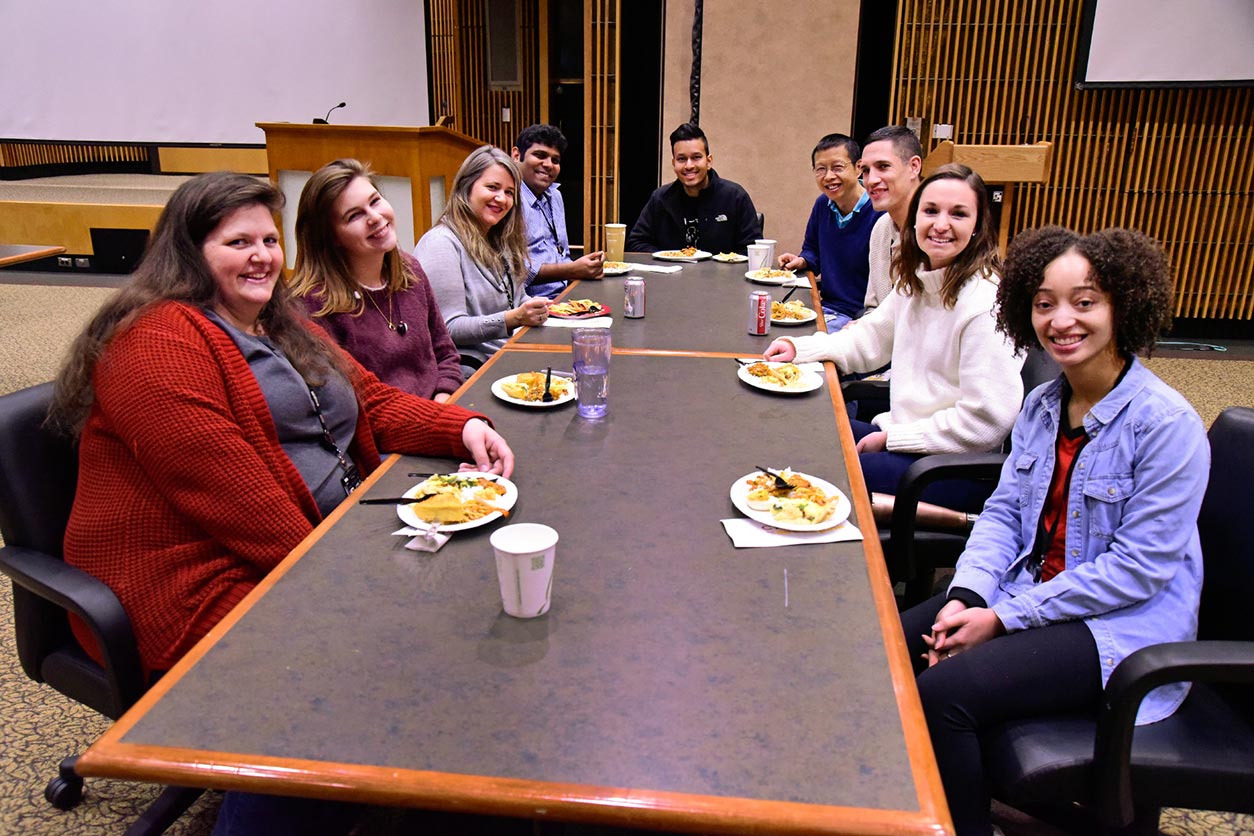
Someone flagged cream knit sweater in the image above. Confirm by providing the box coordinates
[788,266,1023,454]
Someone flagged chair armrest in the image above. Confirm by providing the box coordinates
[887,453,1007,581]
[0,544,146,708]
[1094,640,1254,826]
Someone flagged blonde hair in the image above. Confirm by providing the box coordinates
[288,159,416,316]
[439,146,529,281]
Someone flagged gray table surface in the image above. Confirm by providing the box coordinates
[515,255,823,354]
[117,351,916,815]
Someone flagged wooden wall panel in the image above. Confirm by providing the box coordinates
[0,141,148,171]
[583,0,618,250]
[428,0,541,154]
[891,0,1253,321]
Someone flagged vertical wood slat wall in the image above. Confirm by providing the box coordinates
[891,0,1253,321]
[583,0,619,251]
[428,0,542,155]
[0,142,149,169]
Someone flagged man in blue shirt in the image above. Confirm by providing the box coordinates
[511,124,604,299]
[778,134,883,332]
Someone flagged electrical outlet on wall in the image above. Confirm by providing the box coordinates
[932,123,954,140]
[502,107,511,123]
[75,257,91,269]
[57,256,72,268]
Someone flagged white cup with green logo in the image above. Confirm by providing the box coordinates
[490,524,558,618]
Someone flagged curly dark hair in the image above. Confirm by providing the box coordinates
[997,226,1174,355]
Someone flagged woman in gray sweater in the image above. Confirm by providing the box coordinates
[415,146,550,370]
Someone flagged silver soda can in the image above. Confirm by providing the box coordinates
[624,276,646,318]
[748,290,771,335]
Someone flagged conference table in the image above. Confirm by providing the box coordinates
[75,256,953,836]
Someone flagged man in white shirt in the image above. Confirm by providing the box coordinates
[859,125,923,311]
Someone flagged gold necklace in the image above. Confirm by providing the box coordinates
[359,286,408,336]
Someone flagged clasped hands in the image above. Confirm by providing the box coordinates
[921,599,1005,667]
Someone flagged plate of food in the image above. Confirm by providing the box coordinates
[654,247,712,261]
[491,371,575,407]
[737,361,824,394]
[770,299,819,325]
[602,261,632,275]
[745,267,796,285]
[397,472,519,532]
[548,299,610,319]
[712,252,749,263]
[729,468,851,531]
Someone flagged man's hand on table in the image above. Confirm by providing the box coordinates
[461,418,515,477]
[778,253,807,271]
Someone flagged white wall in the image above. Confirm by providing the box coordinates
[0,0,430,144]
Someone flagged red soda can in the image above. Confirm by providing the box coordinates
[748,290,770,335]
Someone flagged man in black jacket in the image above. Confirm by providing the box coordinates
[626,123,761,254]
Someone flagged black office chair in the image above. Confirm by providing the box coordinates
[0,382,204,835]
[982,405,1254,833]
[850,347,1060,607]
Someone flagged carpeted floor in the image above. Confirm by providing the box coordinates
[0,282,1251,835]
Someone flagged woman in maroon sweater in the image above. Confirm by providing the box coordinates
[288,159,464,400]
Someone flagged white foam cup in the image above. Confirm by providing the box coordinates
[489,524,558,618]
[747,244,771,271]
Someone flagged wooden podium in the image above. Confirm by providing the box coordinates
[923,141,1053,256]
[256,123,482,260]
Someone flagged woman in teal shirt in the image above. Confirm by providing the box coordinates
[902,226,1209,836]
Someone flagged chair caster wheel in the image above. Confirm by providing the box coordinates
[46,775,84,809]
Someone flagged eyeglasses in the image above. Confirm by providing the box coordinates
[813,164,851,177]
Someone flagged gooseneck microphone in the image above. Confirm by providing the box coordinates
[313,102,347,124]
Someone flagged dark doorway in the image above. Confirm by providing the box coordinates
[548,0,586,244]
[617,0,664,235]
[851,0,896,144]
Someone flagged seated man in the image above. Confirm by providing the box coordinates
[858,125,923,313]
[511,124,604,298]
[778,134,882,332]
[626,122,761,254]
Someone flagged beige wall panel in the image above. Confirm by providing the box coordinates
[660,1,860,255]
[157,146,268,175]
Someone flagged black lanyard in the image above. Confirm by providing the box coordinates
[537,195,565,256]
[309,388,361,496]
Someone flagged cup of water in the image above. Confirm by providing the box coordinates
[571,328,610,419]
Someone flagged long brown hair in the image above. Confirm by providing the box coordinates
[50,171,349,436]
[288,158,416,316]
[894,163,1001,308]
[438,145,529,281]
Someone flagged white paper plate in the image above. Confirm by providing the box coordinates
[745,268,796,285]
[736,361,824,394]
[602,262,632,276]
[654,249,712,262]
[729,470,851,532]
[770,306,819,326]
[490,372,576,408]
[397,473,519,533]
[712,252,749,263]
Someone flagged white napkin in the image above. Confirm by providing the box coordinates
[785,274,816,288]
[542,316,612,329]
[628,263,683,274]
[737,359,825,374]
[394,524,452,552]
[720,518,863,548]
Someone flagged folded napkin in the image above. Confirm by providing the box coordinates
[542,316,612,329]
[627,263,683,274]
[785,275,816,288]
[394,524,452,552]
[737,359,825,374]
[720,518,863,548]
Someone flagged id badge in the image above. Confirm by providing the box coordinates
[341,463,362,495]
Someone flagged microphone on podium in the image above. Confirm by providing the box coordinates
[313,102,347,124]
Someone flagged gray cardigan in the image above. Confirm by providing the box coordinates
[415,223,530,365]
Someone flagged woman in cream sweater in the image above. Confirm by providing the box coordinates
[765,164,1023,508]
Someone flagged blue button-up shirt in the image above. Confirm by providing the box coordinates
[950,357,1208,724]
[520,182,570,294]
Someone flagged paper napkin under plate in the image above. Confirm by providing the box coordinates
[622,263,682,274]
[542,316,612,329]
[720,518,863,548]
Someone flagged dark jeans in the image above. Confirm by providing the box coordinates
[849,419,993,513]
[900,593,1102,836]
[212,793,361,836]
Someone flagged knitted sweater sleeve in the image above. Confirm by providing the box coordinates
[347,352,485,457]
[91,308,318,572]
[787,292,898,372]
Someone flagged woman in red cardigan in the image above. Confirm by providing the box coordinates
[50,171,513,675]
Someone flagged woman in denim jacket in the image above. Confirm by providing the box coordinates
[901,226,1209,836]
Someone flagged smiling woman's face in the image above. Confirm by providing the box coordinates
[203,203,282,332]
[913,178,978,270]
[468,164,516,231]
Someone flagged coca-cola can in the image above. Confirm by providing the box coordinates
[748,290,770,335]
[624,276,646,318]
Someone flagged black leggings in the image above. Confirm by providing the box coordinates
[900,593,1102,836]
